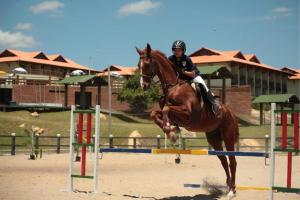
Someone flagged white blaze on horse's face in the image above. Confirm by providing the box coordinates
[139,59,144,88]
[139,59,150,90]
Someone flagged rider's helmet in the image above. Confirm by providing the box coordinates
[172,40,186,52]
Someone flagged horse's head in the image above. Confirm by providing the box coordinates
[136,43,156,90]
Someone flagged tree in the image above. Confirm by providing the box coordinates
[118,72,160,113]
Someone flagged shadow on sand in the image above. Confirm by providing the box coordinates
[158,193,221,200]
[122,193,221,200]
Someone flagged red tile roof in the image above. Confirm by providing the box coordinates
[189,47,288,74]
[282,67,300,79]
[97,65,137,76]
[0,49,98,72]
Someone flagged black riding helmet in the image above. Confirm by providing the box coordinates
[172,40,186,52]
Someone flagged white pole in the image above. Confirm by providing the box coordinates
[68,105,75,192]
[269,103,276,200]
[93,105,100,193]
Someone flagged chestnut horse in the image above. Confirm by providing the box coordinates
[136,44,239,194]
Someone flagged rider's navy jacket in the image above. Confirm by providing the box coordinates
[168,54,200,81]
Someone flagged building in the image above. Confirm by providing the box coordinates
[189,47,293,96]
[0,49,100,108]
[99,65,137,79]
[281,67,300,108]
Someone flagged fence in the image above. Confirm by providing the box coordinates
[1,134,295,156]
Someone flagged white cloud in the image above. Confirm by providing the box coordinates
[261,7,292,21]
[15,23,33,31]
[0,30,37,48]
[272,7,290,13]
[117,0,160,16]
[262,15,277,21]
[29,1,64,14]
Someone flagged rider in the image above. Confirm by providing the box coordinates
[168,40,221,117]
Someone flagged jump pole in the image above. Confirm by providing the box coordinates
[294,112,299,151]
[68,105,100,193]
[68,105,75,192]
[269,103,276,200]
[93,105,100,193]
[270,104,300,199]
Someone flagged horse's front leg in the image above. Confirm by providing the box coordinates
[150,110,164,129]
[150,110,177,142]
[161,104,192,142]
[162,105,171,132]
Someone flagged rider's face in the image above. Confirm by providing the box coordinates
[173,48,184,58]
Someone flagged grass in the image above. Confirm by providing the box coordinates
[0,110,297,149]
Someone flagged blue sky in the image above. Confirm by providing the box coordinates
[0,0,299,70]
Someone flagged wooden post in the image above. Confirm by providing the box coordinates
[245,65,248,85]
[265,134,269,156]
[97,85,101,106]
[79,84,86,109]
[260,103,263,125]
[207,75,211,90]
[282,112,287,149]
[267,71,270,95]
[260,70,263,95]
[237,64,240,86]
[253,69,256,96]
[64,84,68,107]
[11,133,16,155]
[157,135,161,149]
[56,134,61,154]
[109,134,113,148]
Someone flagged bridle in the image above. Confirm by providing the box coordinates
[139,54,179,92]
[138,55,156,80]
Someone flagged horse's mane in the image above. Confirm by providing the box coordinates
[152,50,173,67]
[152,50,189,85]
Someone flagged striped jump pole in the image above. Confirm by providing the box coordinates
[100,148,269,157]
[269,103,300,200]
[294,112,299,151]
[68,105,100,193]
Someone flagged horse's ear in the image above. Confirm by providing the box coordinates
[135,47,143,55]
[146,43,151,57]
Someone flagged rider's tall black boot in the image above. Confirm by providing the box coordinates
[196,83,221,118]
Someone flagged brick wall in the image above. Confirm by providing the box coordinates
[12,84,252,114]
[11,85,129,110]
[12,85,65,104]
[99,86,131,111]
[223,86,252,114]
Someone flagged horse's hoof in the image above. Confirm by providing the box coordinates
[168,132,177,143]
[227,190,236,200]
[163,126,172,132]
[172,126,180,134]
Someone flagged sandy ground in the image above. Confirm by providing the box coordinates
[0,152,299,200]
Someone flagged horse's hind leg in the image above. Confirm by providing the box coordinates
[221,113,238,194]
[223,135,237,194]
[205,130,231,189]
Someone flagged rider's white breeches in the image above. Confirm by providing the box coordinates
[192,75,209,92]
